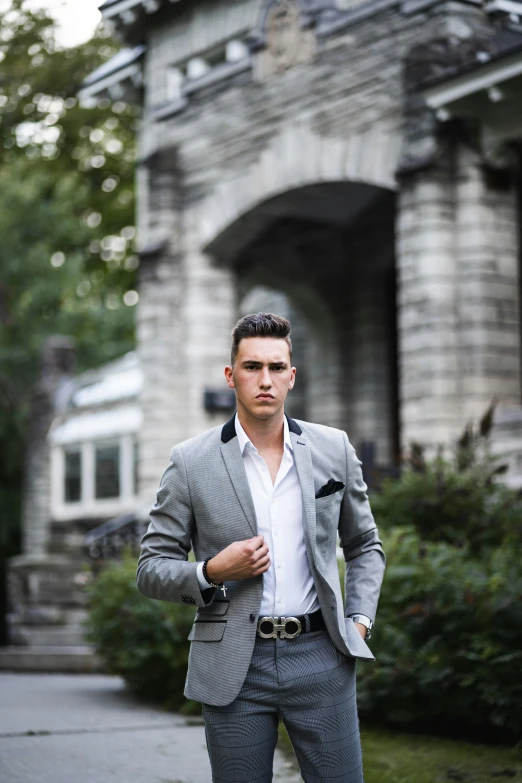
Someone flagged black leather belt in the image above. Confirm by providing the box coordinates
[256,609,326,639]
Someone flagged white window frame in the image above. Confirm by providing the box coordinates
[51,434,138,521]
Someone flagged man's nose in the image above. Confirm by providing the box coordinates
[259,368,272,387]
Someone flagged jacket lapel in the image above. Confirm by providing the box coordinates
[220,420,257,537]
[290,427,317,554]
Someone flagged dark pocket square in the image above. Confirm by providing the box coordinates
[315,478,345,499]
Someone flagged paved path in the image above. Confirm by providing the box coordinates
[0,673,301,783]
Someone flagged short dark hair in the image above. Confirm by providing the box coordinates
[231,312,292,365]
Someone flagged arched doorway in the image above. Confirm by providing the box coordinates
[206,181,400,473]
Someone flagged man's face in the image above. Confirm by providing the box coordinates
[225,337,296,420]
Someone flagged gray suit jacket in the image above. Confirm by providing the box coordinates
[136,414,385,707]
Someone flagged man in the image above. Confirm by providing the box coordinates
[137,312,385,783]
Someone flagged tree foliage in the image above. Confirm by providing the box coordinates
[0,0,139,555]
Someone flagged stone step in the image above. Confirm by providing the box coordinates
[12,626,88,647]
[56,608,90,626]
[0,646,103,673]
[13,606,90,627]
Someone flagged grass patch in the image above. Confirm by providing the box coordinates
[277,725,522,782]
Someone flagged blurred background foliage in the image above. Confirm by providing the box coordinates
[357,407,522,742]
[370,403,520,556]
[356,529,521,741]
[86,410,522,741]
[0,0,138,560]
[85,555,200,714]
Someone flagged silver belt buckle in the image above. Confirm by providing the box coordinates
[257,616,302,639]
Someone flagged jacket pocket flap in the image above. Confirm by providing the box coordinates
[197,601,229,617]
[188,621,226,642]
[344,618,375,661]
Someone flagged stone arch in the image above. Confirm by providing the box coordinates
[197,123,401,251]
[194,158,400,468]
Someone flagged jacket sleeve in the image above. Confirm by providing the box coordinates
[338,431,386,622]
[136,445,215,608]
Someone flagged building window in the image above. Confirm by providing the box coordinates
[64,448,82,503]
[95,442,120,499]
[56,435,138,516]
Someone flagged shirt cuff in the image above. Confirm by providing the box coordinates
[348,613,372,628]
[196,562,212,591]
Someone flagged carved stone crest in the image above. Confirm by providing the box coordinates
[255,0,316,81]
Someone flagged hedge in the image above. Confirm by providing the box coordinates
[356,527,522,741]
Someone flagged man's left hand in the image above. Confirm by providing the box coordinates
[354,622,367,639]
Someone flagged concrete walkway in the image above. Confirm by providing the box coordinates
[0,673,301,783]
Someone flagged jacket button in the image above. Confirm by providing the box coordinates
[250,613,256,622]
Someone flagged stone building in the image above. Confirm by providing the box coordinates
[2,0,522,669]
[79,0,522,499]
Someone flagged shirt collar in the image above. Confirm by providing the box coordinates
[234,413,293,455]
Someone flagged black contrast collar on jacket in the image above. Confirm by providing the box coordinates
[221,412,302,443]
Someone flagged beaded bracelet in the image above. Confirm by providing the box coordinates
[202,556,222,589]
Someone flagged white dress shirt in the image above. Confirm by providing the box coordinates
[197,414,320,616]
[197,415,372,629]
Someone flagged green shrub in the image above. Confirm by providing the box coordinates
[358,408,522,741]
[84,554,198,712]
[370,406,520,557]
[358,527,522,740]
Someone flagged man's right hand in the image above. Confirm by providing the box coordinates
[206,535,270,583]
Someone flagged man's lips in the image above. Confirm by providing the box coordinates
[256,394,274,399]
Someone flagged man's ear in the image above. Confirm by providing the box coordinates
[224,365,235,388]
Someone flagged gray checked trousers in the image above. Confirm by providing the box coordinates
[202,629,364,783]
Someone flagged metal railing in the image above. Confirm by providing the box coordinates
[84,511,147,561]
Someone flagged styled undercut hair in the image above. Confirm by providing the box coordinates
[231,312,292,365]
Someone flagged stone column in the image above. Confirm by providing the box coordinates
[341,268,397,465]
[454,146,521,418]
[305,330,343,429]
[178,225,237,438]
[136,150,236,501]
[22,337,75,557]
[396,147,522,454]
[396,161,462,452]
[396,31,522,454]
[136,146,186,498]
[137,248,187,498]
